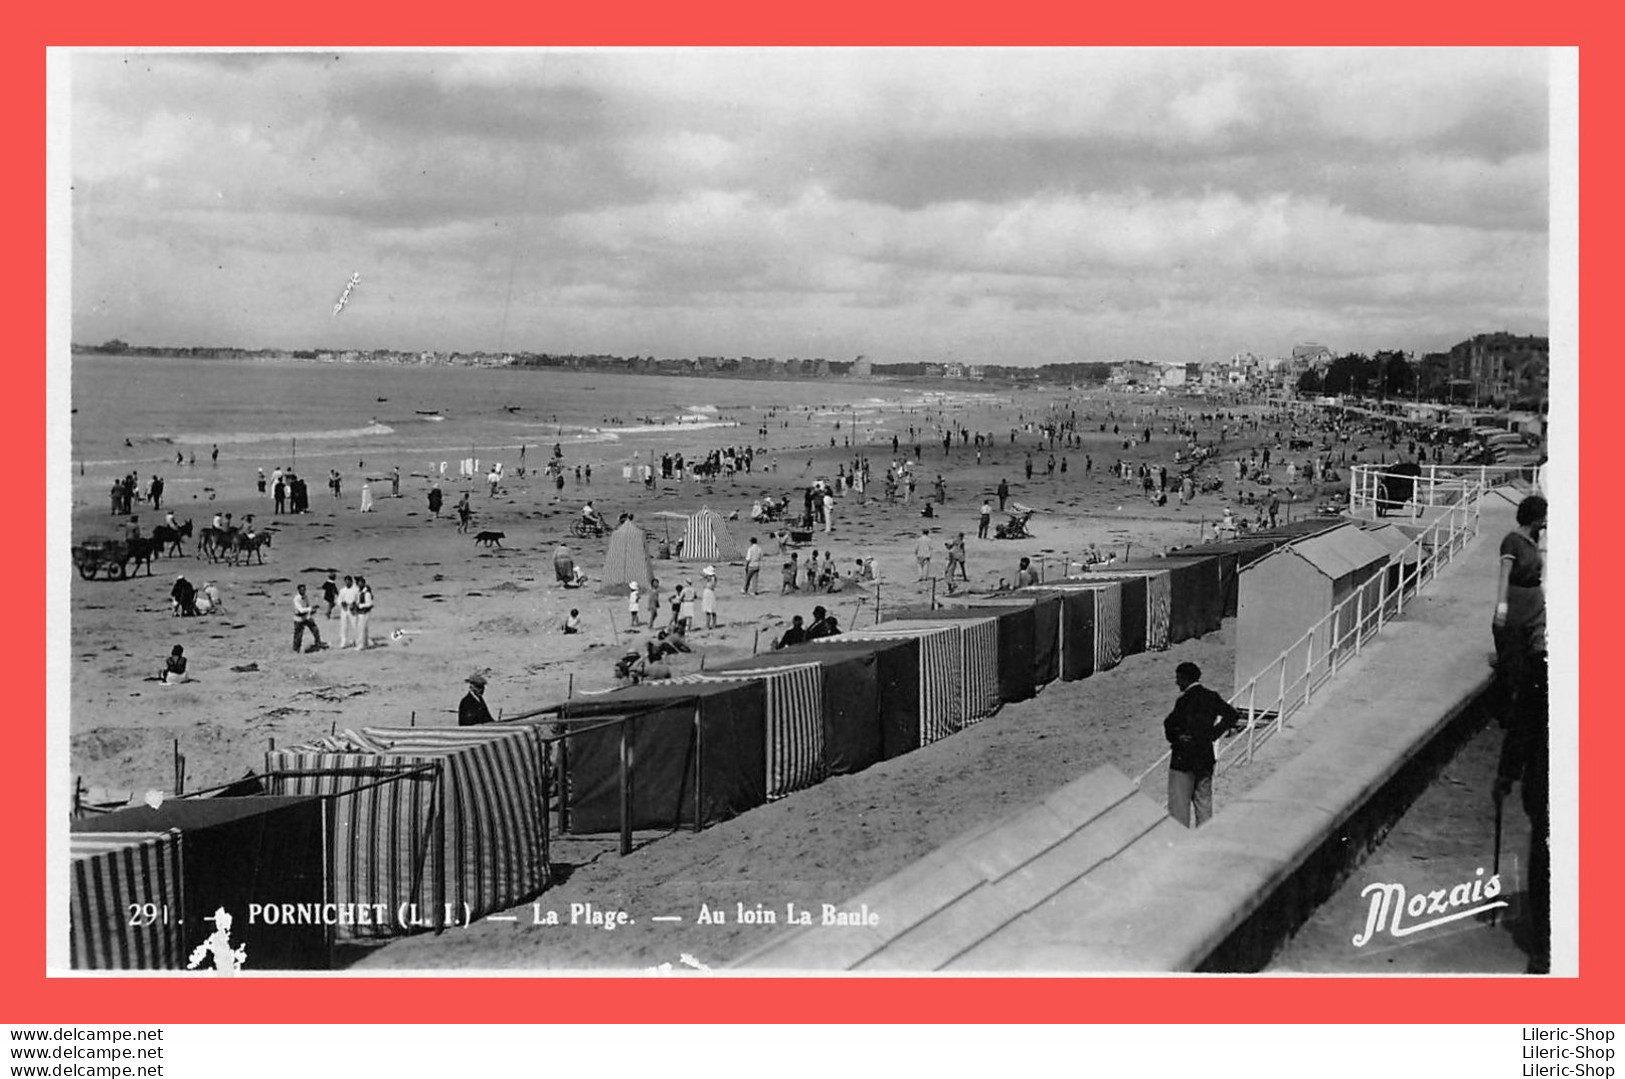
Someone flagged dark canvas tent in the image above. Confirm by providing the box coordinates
[72,795,328,968]
[267,725,550,939]
[710,649,884,778]
[1051,573,1151,655]
[69,830,186,970]
[1035,581,1123,677]
[976,593,1062,688]
[779,637,920,762]
[680,505,741,562]
[820,624,963,743]
[599,519,653,595]
[560,680,767,833]
[1112,556,1224,642]
[676,662,825,798]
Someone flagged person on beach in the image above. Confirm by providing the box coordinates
[273,476,287,515]
[979,500,992,540]
[1493,495,1547,717]
[945,532,968,588]
[743,537,763,595]
[782,556,800,594]
[644,578,661,627]
[458,672,494,726]
[321,572,339,619]
[1015,556,1039,588]
[564,609,581,635]
[997,478,1010,511]
[170,575,198,617]
[914,530,934,580]
[336,575,358,648]
[775,615,808,650]
[456,493,473,533]
[677,581,696,631]
[701,569,718,629]
[823,490,836,533]
[359,481,374,513]
[292,584,325,653]
[195,581,221,615]
[257,468,266,497]
[806,605,841,640]
[390,466,401,498]
[554,542,576,585]
[160,645,188,685]
[628,581,642,627]
[353,576,374,649]
[1163,661,1241,828]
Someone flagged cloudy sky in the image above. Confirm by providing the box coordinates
[66,49,1551,365]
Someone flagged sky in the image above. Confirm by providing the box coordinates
[65,48,1552,366]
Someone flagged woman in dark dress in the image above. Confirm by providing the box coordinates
[1492,494,1547,707]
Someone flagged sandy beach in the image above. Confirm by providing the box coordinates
[68,373,1358,967]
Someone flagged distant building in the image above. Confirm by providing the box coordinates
[1292,343,1334,366]
[1447,332,1548,405]
[850,356,873,378]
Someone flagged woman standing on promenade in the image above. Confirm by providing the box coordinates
[1492,494,1546,709]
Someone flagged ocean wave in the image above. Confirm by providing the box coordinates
[166,423,397,446]
[610,419,741,435]
[685,404,720,414]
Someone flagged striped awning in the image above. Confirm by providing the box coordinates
[70,830,186,969]
[266,725,550,939]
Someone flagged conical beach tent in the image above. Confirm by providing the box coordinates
[681,505,741,562]
[599,520,653,595]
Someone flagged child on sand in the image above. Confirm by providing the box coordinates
[160,645,188,684]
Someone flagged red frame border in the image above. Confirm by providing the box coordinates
[11,8,1611,1024]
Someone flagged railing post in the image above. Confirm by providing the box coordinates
[1276,658,1287,736]
[1303,631,1315,708]
[1354,587,1365,656]
[1246,681,1258,764]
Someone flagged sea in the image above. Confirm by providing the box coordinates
[69,354,1005,506]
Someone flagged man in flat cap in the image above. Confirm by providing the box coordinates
[459,671,495,727]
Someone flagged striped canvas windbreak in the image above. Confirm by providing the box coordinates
[677,662,825,797]
[883,616,1001,724]
[823,625,963,744]
[70,831,185,969]
[681,506,741,562]
[267,725,549,939]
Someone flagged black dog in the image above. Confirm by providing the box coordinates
[474,530,506,548]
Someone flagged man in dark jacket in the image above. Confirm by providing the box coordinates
[459,671,495,726]
[806,605,841,640]
[1163,661,1240,827]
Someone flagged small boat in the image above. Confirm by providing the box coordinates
[415,409,440,416]
[376,396,389,402]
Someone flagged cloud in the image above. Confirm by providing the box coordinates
[66,47,1553,362]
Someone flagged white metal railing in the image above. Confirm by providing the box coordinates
[1347,462,1539,520]
[1132,476,1490,797]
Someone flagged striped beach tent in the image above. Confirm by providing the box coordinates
[713,648,884,777]
[976,593,1062,689]
[681,505,741,562]
[560,680,768,833]
[599,519,653,595]
[1113,556,1223,643]
[902,601,1039,704]
[1049,570,1168,655]
[676,661,825,798]
[819,624,963,745]
[70,830,186,969]
[1031,581,1123,679]
[71,795,329,969]
[884,614,1002,723]
[266,725,550,940]
[779,637,919,763]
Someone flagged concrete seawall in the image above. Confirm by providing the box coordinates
[735,490,1521,972]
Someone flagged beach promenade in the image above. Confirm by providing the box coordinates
[736,490,1529,972]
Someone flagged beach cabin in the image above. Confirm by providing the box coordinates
[1234,525,1393,699]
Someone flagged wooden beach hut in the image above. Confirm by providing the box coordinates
[1234,524,1392,697]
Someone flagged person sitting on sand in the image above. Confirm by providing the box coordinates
[775,615,808,650]
[195,581,221,616]
[170,575,198,617]
[160,645,188,684]
[554,542,575,585]
[1015,557,1039,589]
[563,609,581,635]
[806,606,841,640]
